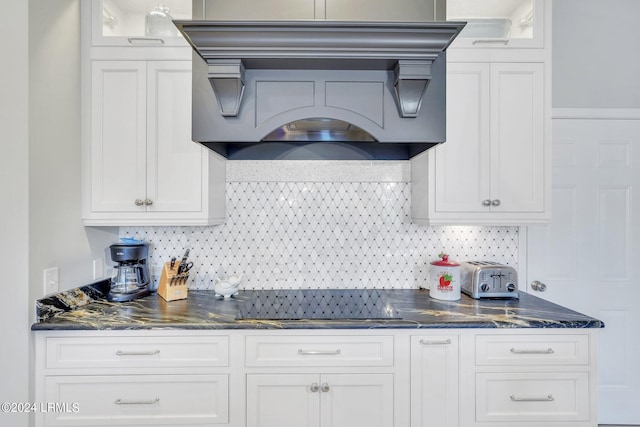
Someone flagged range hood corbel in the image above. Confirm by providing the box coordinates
[394,60,433,118]
[207,59,245,117]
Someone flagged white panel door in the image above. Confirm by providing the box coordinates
[410,335,459,427]
[490,62,544,213]
[90,61,147,212]
[146,61,203,213]
[246,374,320,427]
[434,62,491,213]
[319,374,394,427]
[526,117,640,424]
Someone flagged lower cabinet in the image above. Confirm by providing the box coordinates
[410,335,459,427]
[246,373,394,427]
[43,374,228,426]
[34,329,598,427]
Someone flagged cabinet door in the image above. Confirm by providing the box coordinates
[93,0,191,47]
[433,62,491,213]
[146,61,203,213]
[490,62,544,213]
[202,0,317,20]
[90,61,147,213]
[447,0,544,49]
[410,335,459,427]
[320,374,394,427]
[325,0,443,21]
[247,374,320,427]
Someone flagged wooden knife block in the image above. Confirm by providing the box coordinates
[157,262,189,302]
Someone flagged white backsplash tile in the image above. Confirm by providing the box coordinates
[121,161,518,290]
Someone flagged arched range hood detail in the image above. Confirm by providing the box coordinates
[174,20,466,160]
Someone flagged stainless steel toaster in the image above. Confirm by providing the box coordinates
[460,261,519,299]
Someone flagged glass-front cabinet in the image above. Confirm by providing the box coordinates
[93,0,192,46]
[447,0,543,48]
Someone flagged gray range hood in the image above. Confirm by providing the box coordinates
[174,20,465,160]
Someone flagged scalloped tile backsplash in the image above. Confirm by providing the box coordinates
[121,161,519,290]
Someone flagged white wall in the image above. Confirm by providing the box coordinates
[28,0,117,304]
[553,0,640,108]
[0,2,117,425]
[0,1,29,426]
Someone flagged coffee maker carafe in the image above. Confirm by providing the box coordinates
[108,243,151,302]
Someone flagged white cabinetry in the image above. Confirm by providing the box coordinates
[34,328,597,427]
[412,0,551,225]
[412,62,548,225]
[245,334,396,427]
[447,0,545,49]
[94,0,191,47]
[247,373,394,427]
[196,0,445,21]
[34,331,232,427]
[410,335,459,427]
[85,60,225,226]
[81,2,225,226]
[461,331,597,427]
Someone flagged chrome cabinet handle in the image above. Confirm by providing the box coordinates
[510,394,554,402]
[144,198,153,206]
[419,338,452,345]
[472,39,509,45]
[298,349,341,356]
[116,350,160,356]
[531,280,547,292]
[491,199,501,206]
[321,383,330,393]
[510,347,554,355]
[482,199,491,207]
[135,199,145,206]
[115,397,159,405]
[127,37,164,45]
[310,383,319,393]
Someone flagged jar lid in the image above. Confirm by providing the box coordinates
[431,253,459,267]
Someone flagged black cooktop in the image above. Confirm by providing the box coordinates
[236,289,401,320]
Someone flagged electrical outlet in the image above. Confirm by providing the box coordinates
[43,267,59,295]
[92,258,104,280]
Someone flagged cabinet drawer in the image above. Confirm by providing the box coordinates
[476,372,590,422]
[44,374,228,426]
[46,335,229,369]
[245,335,394,367]
[475,334,589,366]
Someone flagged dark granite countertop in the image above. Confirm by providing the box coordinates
[32,279,603,331]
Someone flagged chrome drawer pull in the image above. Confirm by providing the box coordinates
[473,38,509,45]
[510,394,554,402]
[116,350,160,356]
[298,349,341,356]
[420,339,452,345]
[127,37,164,45]
[510,347,554,354]
[115,397,159,405]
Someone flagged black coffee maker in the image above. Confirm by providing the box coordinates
[107,243,151,302]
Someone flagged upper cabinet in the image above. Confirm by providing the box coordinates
[84,60,226,226]
[447,0,544,49]
[94,0,191,46]
[324,0,445,21]
[196,0,446,21]
[411,62,549,226]
[81,1,226,226]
